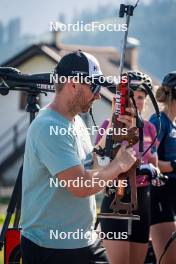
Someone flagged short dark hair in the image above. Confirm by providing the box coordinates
[54,80,65,92]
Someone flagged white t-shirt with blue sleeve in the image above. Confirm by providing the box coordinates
[21,108,97,249]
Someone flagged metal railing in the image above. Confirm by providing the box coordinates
[0,114,29,165]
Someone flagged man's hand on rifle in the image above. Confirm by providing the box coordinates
[110,97,135,128]
[112,144,137,174]
[116,107,135,128]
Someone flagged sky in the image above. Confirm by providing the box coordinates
[0,0,153,35]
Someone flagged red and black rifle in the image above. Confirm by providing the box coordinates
[94,1,161,235]
[96,3,141,234]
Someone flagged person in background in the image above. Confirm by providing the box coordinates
[150,71,176,264]
[95,71,158,264]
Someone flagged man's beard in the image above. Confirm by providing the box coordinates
[69,89,95,114]
[75,91,94,113]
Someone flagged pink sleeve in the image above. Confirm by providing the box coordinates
[95,119,110,145]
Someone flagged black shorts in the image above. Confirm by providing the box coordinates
[21,236,109,264]
[100,185,151,243]
[151,177,176,225]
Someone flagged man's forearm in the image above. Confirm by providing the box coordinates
[58,145,136,198]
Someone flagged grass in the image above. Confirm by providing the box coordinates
[0,214,15,225]
[0,251,3,264]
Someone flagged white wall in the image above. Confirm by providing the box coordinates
[0,55,56,136]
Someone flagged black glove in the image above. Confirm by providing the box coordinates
[136,163,158,179]
[136,163,168,186]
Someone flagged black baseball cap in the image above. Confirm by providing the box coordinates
[54,50,115,93]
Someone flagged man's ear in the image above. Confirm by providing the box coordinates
[66,79,75,94]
